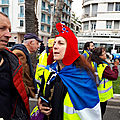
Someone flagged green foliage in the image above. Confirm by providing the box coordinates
[113,77,120,94]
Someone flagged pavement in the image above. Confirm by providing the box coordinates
[103,94,120,120]
[29,94,120,119]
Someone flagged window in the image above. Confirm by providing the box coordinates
[91,21,96,30]
[114,21,119,29]
[47,16,50,24]
[47,26,50,33]
[108,3,113,11]
[41,13,45,22]
[18,0,24,2]
[20,6,24,17]
[2,0,9,4]
[92,4,98,16]
[2,7,9,16]
[41,36,44,40]
[83,22,89,30]
[41,25,44,31]
[42,1,45,10]
[48,4,51,13]
[106,21,112,29]
[20,20,24,27]
[115,3,120,11]
[84,5,90,16]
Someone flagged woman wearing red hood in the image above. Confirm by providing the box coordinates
[38,23,101,120]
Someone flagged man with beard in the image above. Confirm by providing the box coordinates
[82,41,94,59]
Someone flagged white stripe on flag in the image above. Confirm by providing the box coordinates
[76,102,101,120]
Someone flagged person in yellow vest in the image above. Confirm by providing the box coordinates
[35,38,55,92]
[37,23,101,120]
[82,41,94,59]
[88,46,119,119]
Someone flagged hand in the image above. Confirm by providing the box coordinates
[38,98,52,116]
[114,59,119,66]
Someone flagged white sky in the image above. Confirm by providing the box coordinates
[71,0,82,18]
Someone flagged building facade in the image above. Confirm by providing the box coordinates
[78,0,120,53]
[0,0,25,46]
[0,0,72,46]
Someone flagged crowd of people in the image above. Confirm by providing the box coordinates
[0,12,119,120]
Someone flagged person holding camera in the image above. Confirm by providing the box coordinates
[88,46,119,119]
[37,23,101,120]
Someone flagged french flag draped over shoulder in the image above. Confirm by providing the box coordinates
[46,62,101,120]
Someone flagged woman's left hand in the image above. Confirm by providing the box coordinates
[38,98,52,116]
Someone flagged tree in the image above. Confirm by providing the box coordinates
[51,0,64,37]
[25,0,39,70]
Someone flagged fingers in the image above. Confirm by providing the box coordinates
[114,59,119,66]
[38,98,52,116]
[40,107,52,116]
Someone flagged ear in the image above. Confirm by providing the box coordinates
[87,47,90,50]
[29,40,33,46]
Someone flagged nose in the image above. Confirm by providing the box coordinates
[4,29,11,38]
[54,42,58,49]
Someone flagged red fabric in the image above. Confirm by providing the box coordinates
[47,23,80,65]
[12,57,30,116]
[47,49,54,65]
[5,48,30,117]
[103,66,119,80]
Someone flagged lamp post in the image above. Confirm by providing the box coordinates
[50,1,54,36]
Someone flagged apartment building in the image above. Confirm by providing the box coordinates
[78,0,120,53]
[0,0,72,46]
[0,0,25,46]
[37,0,72,45]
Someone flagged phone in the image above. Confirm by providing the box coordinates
[40,96,50,107]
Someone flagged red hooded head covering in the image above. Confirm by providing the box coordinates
[47,23,80,65]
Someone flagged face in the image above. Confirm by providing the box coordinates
[0,14,11,50]
[88,43,94,52]
[99,49,106,60]
[53,37,67,61]
[29,39,40,53]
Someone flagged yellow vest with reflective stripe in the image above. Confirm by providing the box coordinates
[83,50,90,59]
[97,64,113,102]
[35,50,48,90]
[64,93,81,120]
[43,69,81,120]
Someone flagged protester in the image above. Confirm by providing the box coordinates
[35,38,55,92]
[88,46,119,118]
[0,12,29,120]
[82,41,94,59]
[11,33,41,98]
[38,23,101,120]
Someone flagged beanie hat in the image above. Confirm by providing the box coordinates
[24,33,42,42]
[47,23,80,65]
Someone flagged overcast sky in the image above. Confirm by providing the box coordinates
[71,0,82,18]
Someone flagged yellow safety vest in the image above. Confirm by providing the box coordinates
[83,50,90,59]
[43,69,81,120]
[35,50,48,91]
[97,64,113,102]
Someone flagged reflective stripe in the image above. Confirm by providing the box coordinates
[100,79,109,84]
[98,86,112,93]
[35,78,41,84]
[64,105,76,114]
[38,65,46,68]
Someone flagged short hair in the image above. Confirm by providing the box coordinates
[83,41,93,50]
[0,12,8,18]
